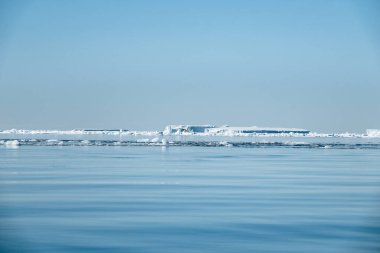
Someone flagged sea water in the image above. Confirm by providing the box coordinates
[1,143,380,252]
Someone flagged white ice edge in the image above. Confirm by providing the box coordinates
[0,127,379,138]
[0,129,160,136]
[367,129,380,138]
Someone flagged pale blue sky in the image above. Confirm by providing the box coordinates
[0,0,379,132]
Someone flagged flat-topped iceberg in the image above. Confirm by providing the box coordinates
[163,125,309,135]
[366,129,380,138]
[206,126,310,135]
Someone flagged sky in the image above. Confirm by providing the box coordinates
[0,0,379,132]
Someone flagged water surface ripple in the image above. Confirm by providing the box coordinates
[1,146,380,253]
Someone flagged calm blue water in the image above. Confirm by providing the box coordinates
[1,145,380,253]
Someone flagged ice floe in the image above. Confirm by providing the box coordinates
[0,139,378,149]
[0,129,160,136]
[366,129,380,138]
[163,125,216,135]
[1,125,379,138]
[4,140,19,147]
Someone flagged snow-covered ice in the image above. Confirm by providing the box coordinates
[0,125,378,139]
[366,129,380,138]
[205,126,309,135]
[161,139,168,146]
[4,140,19,147]
[163,125,216,135]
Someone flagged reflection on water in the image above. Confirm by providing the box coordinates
[1,146,380,253]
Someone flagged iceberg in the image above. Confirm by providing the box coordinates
[150,137,160,143]
[161,139,168,146]
[163,125,216,135]
[0,129,160,136]
[5,140,19,147]
[163,125,309,135]
[206,126,310,135]
[366,129,380,138]
[1,125,377,138]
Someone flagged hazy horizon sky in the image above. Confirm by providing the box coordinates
[1,0,379,132]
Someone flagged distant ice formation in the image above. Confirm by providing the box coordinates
[0,129,160,136]
[366,129,380,138]
[4,140,19,147]
[205,126,310,135]
[163,125,216,135]
[161,139,168,146]
[0,125,379,138]
[1,138,379,149]
[163,125,309,135]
